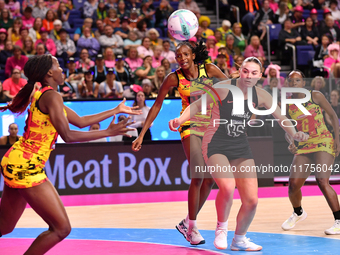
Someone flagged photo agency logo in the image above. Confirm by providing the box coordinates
[200,83,312,129]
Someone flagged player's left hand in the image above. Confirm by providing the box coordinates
[169,118,180,131]
[293,131,309,142]
[116,98,142,115]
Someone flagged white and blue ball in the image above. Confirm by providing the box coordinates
[168,9,198,41]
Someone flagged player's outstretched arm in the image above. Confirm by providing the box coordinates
[64,98,141,129]
[257,88,309,142]
[132,73,178,151]
[42,90,135,142]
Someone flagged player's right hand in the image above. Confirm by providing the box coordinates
[169,118,180,132]
[132,136,143,151]
[107,115,135,137]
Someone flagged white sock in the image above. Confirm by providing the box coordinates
[216,220,228,230]
[185,215,189,224]
[188,219,197,229]
[183,215,189,228]
[234,234,246,242]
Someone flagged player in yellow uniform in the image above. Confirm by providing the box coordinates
[0,55,141,254]
[282,70,340,235]
[132,41,230,245]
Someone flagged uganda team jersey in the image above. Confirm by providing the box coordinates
[176,64,214,140]
[1,86,66,188]
[202,80,258,163]
[288,94,335,157]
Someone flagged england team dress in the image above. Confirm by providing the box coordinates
[202,80,258,163]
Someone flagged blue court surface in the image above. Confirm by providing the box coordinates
[3,228,340,254]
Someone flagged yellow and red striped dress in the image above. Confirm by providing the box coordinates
[176,64,214,140]
[289,95,334,156]
[1,86,66,188]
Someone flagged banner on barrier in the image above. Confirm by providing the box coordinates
[0,139,274,196]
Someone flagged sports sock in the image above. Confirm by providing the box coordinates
[294,206,303,216]
[188,219,197,230]
[234,234,246,242]
[185,214,189,224]
[217,220,228,230]
[333,210,340,220]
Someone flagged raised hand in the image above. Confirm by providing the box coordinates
[116,98,142,115]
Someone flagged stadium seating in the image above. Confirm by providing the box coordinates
[155,28,163,38]
[268,24,282,42]
[302,9,324,21]
[296,45,315,66]
[57,58,65,69]
[0,70,5,82]
[72,18,85,29]
[68,9,82,27]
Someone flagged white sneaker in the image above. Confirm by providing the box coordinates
[281,210,307,230]
[325,220,340,235]
[230,237,262,251]
[213,229,228,250]
[176,219,188,240]
[186,227,205,245]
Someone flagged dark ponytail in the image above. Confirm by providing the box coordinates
[0,54,53,114]
[176,40,209,64]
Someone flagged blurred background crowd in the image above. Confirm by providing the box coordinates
[0,0,340,135]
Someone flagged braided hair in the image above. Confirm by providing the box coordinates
[176,40,209,64]
[0,54,53,114]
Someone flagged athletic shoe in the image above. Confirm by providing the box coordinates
[213,229,228,250]
[281,210,307,230]
[176,219,188,240]
[230,237,262,251]
[325,220,340,235]
[186,227,205,245]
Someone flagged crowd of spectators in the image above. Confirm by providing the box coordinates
[0,0,340,111]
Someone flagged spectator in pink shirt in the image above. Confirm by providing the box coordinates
[15,27,30,48]
[244,35,266,60]
[152,45,164,68]
[125,46,143,72]
[5,0,21,18]
[22,6,35,29]
[262,63,285,88]
[76,48,95,72]
[206,35,219,62]
[3,66,27,98]
[103,47,116,68]
[161,40,176,63]
[269,0,278,13]
[5,46,29,78]
[324,43,340,77]
[137,37,154,59]
[34,27,57,56]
